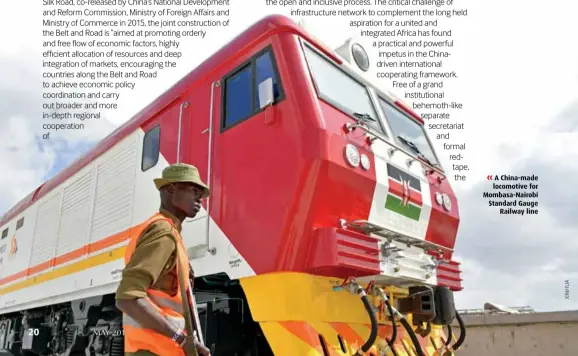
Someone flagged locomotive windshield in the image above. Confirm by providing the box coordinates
[378,97,439,166]
[303,42,439,167]
[303,45,387,135]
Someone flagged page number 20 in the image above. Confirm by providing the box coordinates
[28,328,39,336]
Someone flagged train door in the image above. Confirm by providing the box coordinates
[178,83,221,266]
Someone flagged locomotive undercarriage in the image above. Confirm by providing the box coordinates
[0,294,124,356]
[0,273,464,356]
[0,274,274,356]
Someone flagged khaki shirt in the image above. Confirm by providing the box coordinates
[115,209,183,356]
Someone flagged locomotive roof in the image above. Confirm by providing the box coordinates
[0,14,334,228]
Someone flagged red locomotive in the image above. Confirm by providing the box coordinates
[0,14,464,356]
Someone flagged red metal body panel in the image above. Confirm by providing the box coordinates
[425,170,460,255]
[306,228,381,277]
[436,260,463,291]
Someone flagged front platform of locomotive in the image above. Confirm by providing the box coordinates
[238,22,466,356]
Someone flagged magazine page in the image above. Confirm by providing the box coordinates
[0,0,576,355]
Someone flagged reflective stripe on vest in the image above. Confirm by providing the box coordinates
[150,293,184,314]
[123,313,186,330]
[122,212,190,356]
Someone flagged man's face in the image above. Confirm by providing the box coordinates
[170,183,204,218]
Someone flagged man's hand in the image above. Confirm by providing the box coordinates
[181,335,211,356]
[194,339,211,356]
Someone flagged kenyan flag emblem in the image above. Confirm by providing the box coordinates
[384,163,423,221]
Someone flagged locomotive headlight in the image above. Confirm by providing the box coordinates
[351,43,370,72]
[442,193,452,211]
[360,154,370,170]
[435,192,443,205]
[344,144,360,167]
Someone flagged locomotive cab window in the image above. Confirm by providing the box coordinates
[142,125,161,171]
[302,43,387,136]
[379,97,439,166]
[222,46,284,130]
[16,217,24,230]
[1,228,7,239]
[224,64,253,127]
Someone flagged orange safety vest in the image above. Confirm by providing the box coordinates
[122,212,191,356]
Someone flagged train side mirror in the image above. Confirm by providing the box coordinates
[258,78,274,110]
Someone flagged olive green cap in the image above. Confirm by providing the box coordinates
[154,163,210,198]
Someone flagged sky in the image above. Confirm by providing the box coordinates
[1,0,577,312]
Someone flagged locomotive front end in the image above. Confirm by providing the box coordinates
[175,15,467,355]
[241,25,466,355]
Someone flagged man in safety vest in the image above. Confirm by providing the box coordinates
[115,163,211,356]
